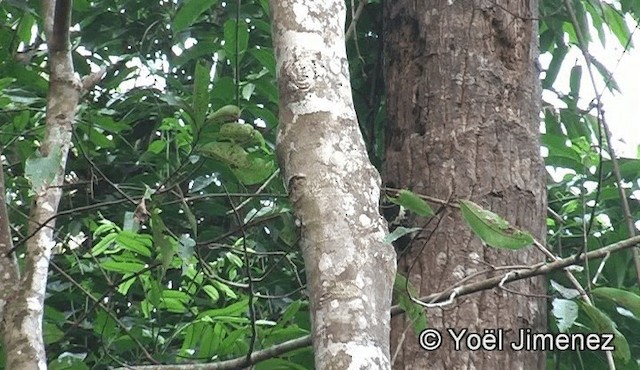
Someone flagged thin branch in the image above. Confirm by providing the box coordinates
[116,234,640,370]
[346,0,367,40]
[563,0,640,289]
[50,262,160,365]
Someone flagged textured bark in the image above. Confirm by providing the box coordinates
[269,1,397,368]
[1,1,81,369]
[383,1,546,369]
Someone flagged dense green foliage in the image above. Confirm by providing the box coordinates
[0,0,639,369]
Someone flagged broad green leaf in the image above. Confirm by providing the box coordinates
[224,19,250,65]
[232,157,276,185]
[580,302,631,363]
[603,3,632,48]
[590,57,620,93]
[458,200,533,249]
[584,0,606,45]
[393,274,428,335]
[88,232,117,256]
[117,276,136,295]
[172,0,219,33]
[571,0,590,44]
[199,323,222,357]
[192,60,211,128]
[211,77,237,105]
[116,231,152,257]
[147,140,166,154]
[250,48,276,75]
[542,43,567,89]
[16,13,35,44]
[0,77,16,90]
[93,220,119,237]
[592,287,640,319]
[100,260,146,274]
[213,280,238,299]
[384,226,422,245]
[277,300,304,328]
[158,297,188,313]
[93,311,118,339]
[388,190,434,217]
[203,285,220,302]
[200,299,249,318]
[43,322,65,345]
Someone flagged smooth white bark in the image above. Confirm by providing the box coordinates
[269,1,397,369]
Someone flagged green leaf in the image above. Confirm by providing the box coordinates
[458,200,533,249]
[203,285,220,302]
[602,3,632,48]
[580,303,631,364]
[172,0,219,33]
[224,19,249,65]
[590,57,620,93]
[542,43,567,89]
[100,260,146,273]
[43,322,65,345]
[213,280,238,299]
[0,77,16,91]
[393,274,428,335]
[388,190,434,217]
[384,226,422,245]
[232,157,276,185]
[571,0,590,44]
[200,299,249,318]
[116,231,152,257]
[249,48,276,75]
[192,60,211,129]
[592,287,640,319]
[147,140,166,154]
[88,232,117,256]
[584,0,606,45]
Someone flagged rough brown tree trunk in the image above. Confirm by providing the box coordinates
[269,1,397,368]
[383,1,547,369]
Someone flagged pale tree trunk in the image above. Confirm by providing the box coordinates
[0,1,98,368]
[269,1,397,368]
[384,1,546,369]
